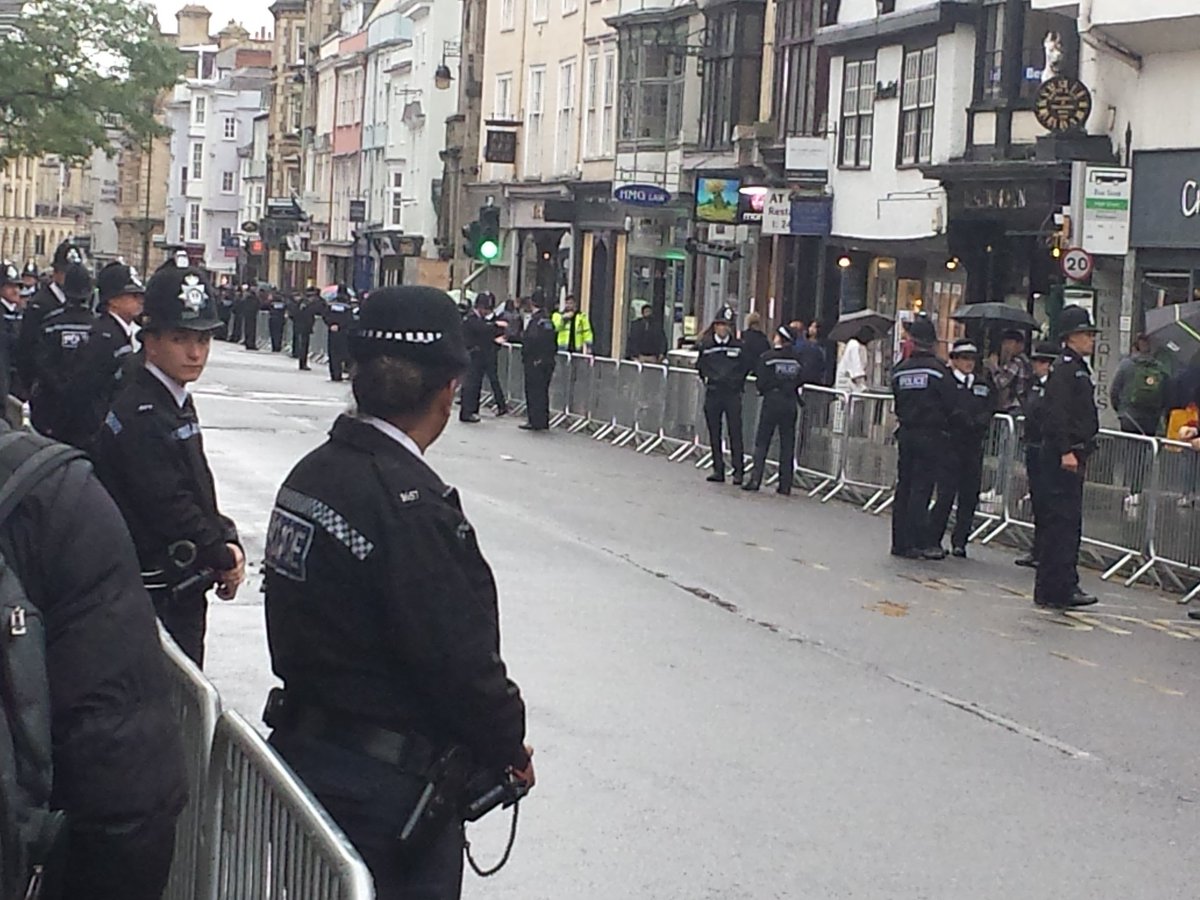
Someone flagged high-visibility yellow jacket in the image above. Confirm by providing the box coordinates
[552,310,594,352]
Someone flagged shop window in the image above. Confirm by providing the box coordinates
[1141,273,1191,310]
[839,57,875,168]
[774,0,829,138]
[898,46,936,166]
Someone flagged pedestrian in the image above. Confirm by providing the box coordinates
[0,261,24,399]
[835,325,874,392]
[1110,333,1167,507]
[241,287,261,350]
[460,293,508,422]
[991,329,1033,414]
[268,291,288,352]
[551,294,594,355]
[0,423,187,900]
[890,316,959,560]
[810,320,837,387]
[227,284,246,343]
[92,262,246,664]
[29,261,96,446]
[71,261,146,447]
[262,285,534,900]
[1014,341,1058,569]
[626,303,668,363]
[740,312,771,366]
[217,285,235,340]
[323,287,356,382]
[16,238,83,394]
[743,324,804,495]
[792,318,827,387]
[292,289,320,371]
[1034,305,1101,609]
[929,339,997,558]
[697,307,750,485]
[520,292,558,431]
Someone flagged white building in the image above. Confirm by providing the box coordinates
[239,111,270,282]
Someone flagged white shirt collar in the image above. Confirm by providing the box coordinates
[715,334,729,345]
[953,369,973,387]
[109,311,136,340]
[361,415,424,458]
[0,299,16,314]
[146,362,190,408]
[49,283,66,305]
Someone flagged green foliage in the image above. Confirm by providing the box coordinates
[0,0,182,162]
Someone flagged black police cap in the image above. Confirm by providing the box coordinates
[60,262,93,303]
[141,264,223,333]
[1059,305,1100,337]
[97,262,146,303]
[21,260,38,279]
[714,306,736,325]
[350,286,469,370]
[52,239,85,271]
[1032,341,1059,361]
[0,261,19,288]
[907,315,937,345]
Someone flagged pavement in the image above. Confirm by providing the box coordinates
[197,341,1200,900]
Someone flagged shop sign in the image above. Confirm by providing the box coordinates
[349,200,366,223]
[613,184,671,207]
[485,130,517,164]
[785,137,828,173]
[761,195,833,237]
[285,249,312,262]
[1130,149,1200,249]
[762,191,792,235]
[1081,166,1131,256]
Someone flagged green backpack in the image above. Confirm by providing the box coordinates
[1128,357,1168,412]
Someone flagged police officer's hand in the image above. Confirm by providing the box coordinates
[1061,451,1080,473]
[510,744,535,790]
[216,543,246,601]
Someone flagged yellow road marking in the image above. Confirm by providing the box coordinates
[1049,651,1100,667]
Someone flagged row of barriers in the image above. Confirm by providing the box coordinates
[160,630,374,900]
[486,344,1200,603]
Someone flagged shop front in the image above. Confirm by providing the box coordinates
[1130,149,1200,318]
[621,205,690,354]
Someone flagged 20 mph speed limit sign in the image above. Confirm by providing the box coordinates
[1062,247,1093,282]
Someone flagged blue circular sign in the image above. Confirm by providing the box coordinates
[614,184,672,207]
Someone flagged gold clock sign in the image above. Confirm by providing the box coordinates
[1035,77,1092,132]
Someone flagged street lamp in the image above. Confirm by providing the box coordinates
[435,41,461,91]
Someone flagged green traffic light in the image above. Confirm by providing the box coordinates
[479,239,500,261]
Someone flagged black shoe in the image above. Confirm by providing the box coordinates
[461,415,481,424]
[952,546,967,559]
[891,548,922,560]
[518,423,538,431]
[1068,590,1098,607]
[776,488,791,497]
[1014,555,1038,568]
[732,474,744,486]
[922,547,947,561]
[1187,607,1200,621]
[299,365,311,371]
[495,406,509,417]
[741,482,760,493]
[706,473,725,484]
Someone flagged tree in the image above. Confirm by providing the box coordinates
[0,0,182,162]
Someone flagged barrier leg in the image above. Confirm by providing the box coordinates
[1101,551,1139,581]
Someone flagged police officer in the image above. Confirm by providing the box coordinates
[322,287,355,382]
[890,316,959,560]
[460,293,507,423]
[743,324,804,495]
[697,307,750,484]
[291,289,320,371]
[92,262,245,664]
[1034,305,1101,609]
[1015,341,1058,569]
[20,260,39,297]
[0,261,24,398]
[73,262,146,445]
[268,291,289,352]
[263,285,534,900]
[29,262,96,446]
[929,339,997,558]
[227,284,246,343]
[17,238,84,393]
[240,286,261,350]
[217,285,236,340]
[519,292,557,431]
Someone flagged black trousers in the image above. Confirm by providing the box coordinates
[1035,447,1085,603]
[929,441,985,550]
[524,360,553,429]
[268,317,285,352]
[461,352,506,419]
[218,309,232,340]
[270,732,464,900]
[150,587,207,667]
[748,393,797,491]
[892,429,953,554]
[228,309,243,343]
[328,333,350,382]
[58,810,178,900]
[1025,444,1047,563]
[243,311,258,350]
[704,388,744,479]
[295,330,312,368]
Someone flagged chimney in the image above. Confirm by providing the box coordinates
[175,4,212,45]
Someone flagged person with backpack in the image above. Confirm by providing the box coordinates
[1110,334,1168,508]
[0,425,186,900]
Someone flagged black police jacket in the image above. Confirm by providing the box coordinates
[755,346,804,399]
[741,328,771,366]
[1022,375,1050,447]
[72,313,140,447]
[1042,350,1100,458]
[626,317,668,359]
[0,300,20,399]
[264,415,529,772]
[16,283,65,395]
[522,311,557,364]
[891,350,961,433]
[93,367,239,584]
[291,299,320,333]
[463,311,501,358]
[949,370,997,444]
[30,303,97,446]
[697,334,749,392]
[321,300,354,333]
[0,429,185,823]
[268,300,288,320]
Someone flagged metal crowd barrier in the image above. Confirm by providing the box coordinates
[159,633,374,900]
[829,392,896,511]
[795,386,849,497]
[1122,439,1200,599]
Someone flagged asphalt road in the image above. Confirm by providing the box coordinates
[197,341,1200,899]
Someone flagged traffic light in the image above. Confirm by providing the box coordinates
[462,220,480,259]
[478,205,501,262]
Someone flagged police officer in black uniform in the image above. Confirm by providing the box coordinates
[460,293,507,423]
[29,261,96,446]
[1034,305,1100,609]
[322,287,355,382]
[92,262,246,664]
[743,324,804,495]
[890,316,959,560]
[217,285,235,340]
[0,261,24,399]
[929,338,997,558]
[20,260,39,297]
[17,239,83,394]
[1015,341,1058,568]
[227,284,245,343]
[263,285,534,900]
[240,286,261,350]
[697,307,750,484]
[268,291,289,352]
[520,292,557,431]
[291,289,320,370]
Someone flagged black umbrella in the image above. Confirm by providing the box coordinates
[1146,301,1200,366]
[827,310,893,343]
[951,302,1037,329]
